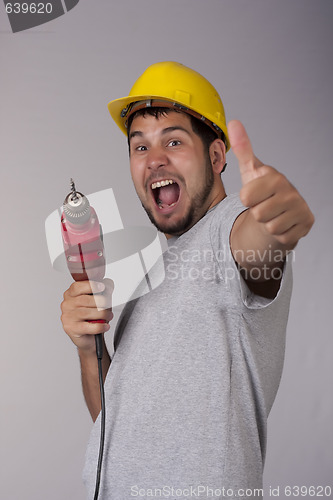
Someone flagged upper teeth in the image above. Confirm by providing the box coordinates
[151,179,174,190]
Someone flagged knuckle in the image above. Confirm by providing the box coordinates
[250,204,263,222]
[68,282,77,294]
[277,233,290,245]
[61,315,70,332]
[239,187,250,207]
[285,190,298,206]
[263,164,275,174]
[265,219,279,235]
[60,299,70,314]
[304,212,315,235]
[274,172,288,191]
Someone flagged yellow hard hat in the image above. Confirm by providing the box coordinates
[107,61,230,151]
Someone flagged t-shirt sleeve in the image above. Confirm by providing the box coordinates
[209,193,293,310]
[236,254,293,309]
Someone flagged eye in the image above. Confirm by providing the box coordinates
[168,140,181,147]
[135,145,148,151]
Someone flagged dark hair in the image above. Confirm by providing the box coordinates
[127,107,226,155]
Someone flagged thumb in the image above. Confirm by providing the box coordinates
[228,120,263,185]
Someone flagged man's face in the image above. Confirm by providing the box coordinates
[129,111,223,237]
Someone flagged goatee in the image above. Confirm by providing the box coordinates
[142,159,214,236]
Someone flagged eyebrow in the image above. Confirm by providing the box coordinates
[129,126,192,142]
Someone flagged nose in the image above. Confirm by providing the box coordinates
[146,146,168,170]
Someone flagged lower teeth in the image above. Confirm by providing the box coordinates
[158,202,176,209]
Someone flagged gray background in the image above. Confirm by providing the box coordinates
[1,1,332,499]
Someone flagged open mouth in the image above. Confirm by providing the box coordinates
[151,179,181,211]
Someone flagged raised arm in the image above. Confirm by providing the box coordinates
[228,120,314,298]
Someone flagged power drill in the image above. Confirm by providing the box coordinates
[61,179,106,358]
[61,179,107,499]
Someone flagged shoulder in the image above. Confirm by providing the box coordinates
[209,193,248,247]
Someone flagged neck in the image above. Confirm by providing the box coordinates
[164,180,227,240]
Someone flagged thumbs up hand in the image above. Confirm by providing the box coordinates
[228,120,314,250]
[227,120,265,185]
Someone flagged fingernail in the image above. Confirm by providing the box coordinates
[96,283,105,292]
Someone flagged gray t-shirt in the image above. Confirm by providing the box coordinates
[83,194,293,500]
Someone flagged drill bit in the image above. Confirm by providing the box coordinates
[63,178,90,223]
[70,178,79,203]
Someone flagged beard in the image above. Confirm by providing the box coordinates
[141,158,215,237]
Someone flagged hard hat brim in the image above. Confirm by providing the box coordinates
[108,94,230,152]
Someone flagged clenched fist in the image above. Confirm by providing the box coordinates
[61,278,114,354]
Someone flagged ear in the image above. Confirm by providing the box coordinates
[209,139,226,175]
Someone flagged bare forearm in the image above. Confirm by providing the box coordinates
[231,210,291,280]
[78,339,111,422]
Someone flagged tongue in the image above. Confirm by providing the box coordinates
[158,184,179,205]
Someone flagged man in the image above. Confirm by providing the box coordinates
[61,62,314,499]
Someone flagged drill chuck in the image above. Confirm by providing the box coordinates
[63,178,91,225]
[63,191,91,224]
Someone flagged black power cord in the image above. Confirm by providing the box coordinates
[93,334,106,500]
